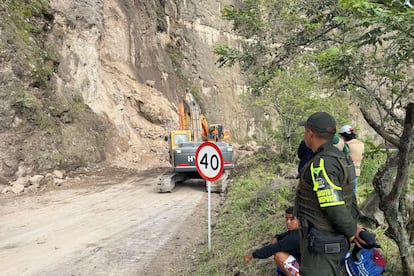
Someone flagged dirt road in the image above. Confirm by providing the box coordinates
[0,167,219,276]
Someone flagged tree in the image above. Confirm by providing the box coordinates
[254,64,348,157]
[215,0,350,155]
[316,2,414,273]
[215,0,414,273]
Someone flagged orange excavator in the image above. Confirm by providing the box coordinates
[158,91,234,193]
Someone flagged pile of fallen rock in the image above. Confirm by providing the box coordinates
[1,170,66,194]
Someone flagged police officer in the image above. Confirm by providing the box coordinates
[295,112,363,275]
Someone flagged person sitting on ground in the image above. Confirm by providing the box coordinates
[243,206,300,276]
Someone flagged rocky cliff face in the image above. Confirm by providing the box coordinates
[0,0,257,181]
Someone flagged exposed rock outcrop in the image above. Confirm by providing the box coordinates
[1,1,268,181]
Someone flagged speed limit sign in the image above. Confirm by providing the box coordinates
[195,142,224,182]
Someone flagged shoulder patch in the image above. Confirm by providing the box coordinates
[310,158,344,207]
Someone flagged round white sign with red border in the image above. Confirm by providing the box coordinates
[195,142,224,181]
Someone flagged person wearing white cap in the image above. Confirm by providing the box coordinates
[339,125,364,192]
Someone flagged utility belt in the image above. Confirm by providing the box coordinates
[300,218,349,254]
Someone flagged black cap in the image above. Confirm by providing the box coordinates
[299,112,336,134]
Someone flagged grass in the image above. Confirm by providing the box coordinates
[182,148,404,275]
[187,151,298,275]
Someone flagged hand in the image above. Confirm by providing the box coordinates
[243,254,253,263]
[349,225,365,248]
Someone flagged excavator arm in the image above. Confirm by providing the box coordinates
[178,92,208,142]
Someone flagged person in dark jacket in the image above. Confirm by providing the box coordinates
[297,140,313,175]
[243,207,300,276]
[298,136,348,176]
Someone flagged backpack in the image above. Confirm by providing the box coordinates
[343,248,387,276]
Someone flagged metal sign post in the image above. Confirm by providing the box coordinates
[207,180,211,251]
[195,142,224,252]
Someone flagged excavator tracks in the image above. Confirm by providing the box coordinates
[157,171,183,193]
[209,170,230,193]
[157,170,230,193]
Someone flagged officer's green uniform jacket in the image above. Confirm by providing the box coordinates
[296,141,358,236]
[295,141,359,275]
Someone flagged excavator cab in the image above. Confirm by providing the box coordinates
[167,130,192,164]
[208,124,222,142]
[172,132,191,147]
[169,130,191,148]
[208,124,230,142]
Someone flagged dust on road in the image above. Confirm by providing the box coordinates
[0,167,220,276]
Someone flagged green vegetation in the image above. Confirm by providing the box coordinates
[15,89,36,111]
[4,0,49,33]
[71,95,89,111]
[357,141,387,201]
[2,0,59,130]
[245,61,350,161]
[166,36,184,71]
[2,0,55,89]
[1,0,108,171]
[187,150,401,275]
[38,112,56,130]
[154,0,167,32]
[195,151,294,275]
[214,0,413,272]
